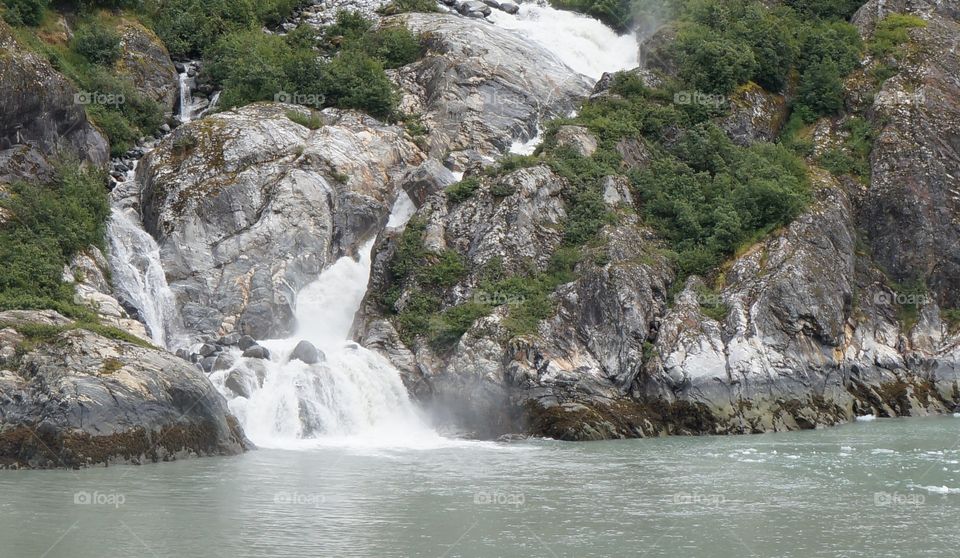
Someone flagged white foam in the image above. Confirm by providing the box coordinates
[214,197,444,449]
[910,485,960,494]
[856,414,877,422]
[488,4,639,80]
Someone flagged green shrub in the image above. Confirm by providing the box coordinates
[673,25,758,95]
[71,23,122,65]
[321,52,396,118]
[285,109,323,130]
[549,0,633,32]
[356,25,423,69]
[145,0,258,58]
[446,177,480,203]
[204,30,300,110]
[82,68,164,156]
[785,0,864,20]
[869,13,926,58]
[797,21,863,75]
[427,302,489,349]
[377,0,439,15]
[819,117,874,180]
[0,163,109,316]
[420,250,467,288]
[796,58,845,119]
[630,125,808,277]
[2,0,45,26]
[256,0,306,27]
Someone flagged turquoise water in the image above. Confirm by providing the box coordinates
[2,416,959,557]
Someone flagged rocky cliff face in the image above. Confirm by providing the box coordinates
[115,18,180,115]
[0,310,248,468]
[352,0,960,439]
[4,0,959,452]
[388,13,593,169]
[0,21,109,184]
[139,103,424,340]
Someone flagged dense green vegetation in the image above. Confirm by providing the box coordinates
[143,0,307,58]
[202,11,422,118]
[70,22,122,65]
[2,0,45,25]
[549,0,633,32]
[9,15,164,156]
[0,163,109,319]
[376,0,440,16]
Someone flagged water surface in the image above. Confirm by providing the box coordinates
[2,417,959,557]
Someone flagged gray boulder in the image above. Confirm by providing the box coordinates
[290,340,323,365]
[0,311,248,468]
[457,1,492,16]
[114,19,179,115]
[242,345,271,360]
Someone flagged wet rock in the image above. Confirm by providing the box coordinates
[499,1,519,14]
[218,333,241,346]
[400,160,458,206]
[290,340,323,365]
[242,345,271,360]
[200,355,218,373]
[224,368,253,398]
[237,335,257,350]
[198,343,217,357]
[457,1,491,16]
[212,353,236,372]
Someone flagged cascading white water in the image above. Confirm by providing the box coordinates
[107,207,185,349]
[487,4,639,81]
[211,193,445,449]
[489,4,637,152]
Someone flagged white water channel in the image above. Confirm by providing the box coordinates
[488,3,639,81]
[210,192,449,449]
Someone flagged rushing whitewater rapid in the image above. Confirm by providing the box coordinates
[210,193,446,448]
[487,4,639,81]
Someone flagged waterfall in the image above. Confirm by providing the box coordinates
[487,4,639,81]
[211,194,443,449]
[177,69,192,123]
[107,208,185,349]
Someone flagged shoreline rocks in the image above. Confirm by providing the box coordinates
[0,311,250,469]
